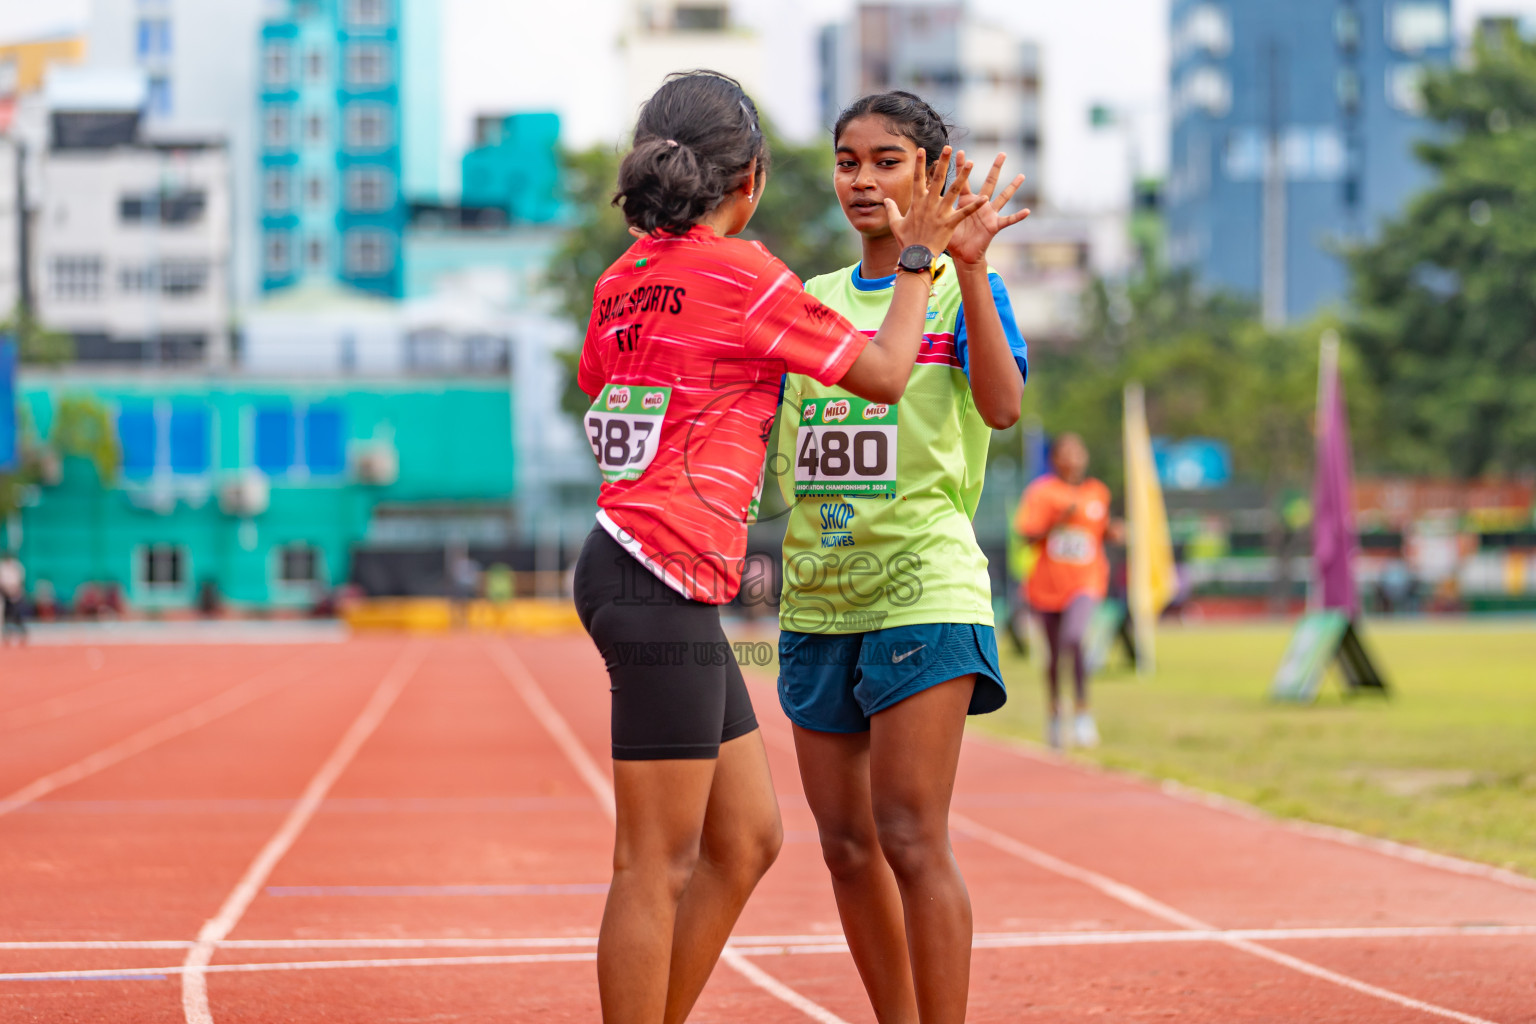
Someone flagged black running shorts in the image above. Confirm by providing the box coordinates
[572,526,759,761]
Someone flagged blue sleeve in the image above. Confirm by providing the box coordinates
[955,272,1028,383]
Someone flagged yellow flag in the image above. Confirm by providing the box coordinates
[1124,383,1177,673]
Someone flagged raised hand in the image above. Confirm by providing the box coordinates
[946,152,1031,266]
[886,146,988,257]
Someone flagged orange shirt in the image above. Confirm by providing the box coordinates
[1016,475,1112,611]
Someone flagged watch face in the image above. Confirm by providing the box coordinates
[899,245,934,272]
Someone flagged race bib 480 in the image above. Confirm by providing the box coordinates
[587,384,671,483]
[794,397,897,497]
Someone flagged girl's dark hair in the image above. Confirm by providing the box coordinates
[614,70,769,235]
[833,90,955,165]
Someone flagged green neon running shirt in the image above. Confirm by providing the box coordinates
[775,256,1028,633]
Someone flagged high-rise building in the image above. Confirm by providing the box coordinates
[622,2,765,126]
[818,2,1041,210]
[34,68,232,366]
[85,0,265,307]
[258,0,405,299]
[1166,0,1452,322]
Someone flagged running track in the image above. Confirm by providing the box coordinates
[1,634,1532,1023]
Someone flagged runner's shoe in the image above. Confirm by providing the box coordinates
[1074,712,1099,748]
[1046,713,1065,749]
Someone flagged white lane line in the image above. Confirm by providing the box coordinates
[491,640,851,1024]
[0,668,156,733]
[2,953,597,982]
[5,923,1535,954]
[951,813,1504,1024]
[180,642,427,1024]
[975,735,1536,895]
[0,657,312,820]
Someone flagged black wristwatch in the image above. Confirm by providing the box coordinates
[896,244,935,276]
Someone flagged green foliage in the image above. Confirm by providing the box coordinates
[1346,28,1536,476]
[546,122,856,423]
[49,394,119,483]
[1012,266,1367,498]
[1,306,73,366]
[981,623,1536,878]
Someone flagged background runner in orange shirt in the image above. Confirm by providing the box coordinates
[1016,433,1122,748]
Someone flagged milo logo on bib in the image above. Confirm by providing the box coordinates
[794,396,898,498]
[606,387,631,410]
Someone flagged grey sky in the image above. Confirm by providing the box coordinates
[7,0,1536,210]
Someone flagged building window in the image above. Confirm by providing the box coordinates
[147,76,172,116]
[266,233,293,274]
[161,260,209,297]
[1336,8,1362,50]
[1174,4,1231,61]
[278,544,322,585]
[304,111,326,144]
[1177,66,1231,118]
[1387,64,1427,113]
[674,4,727,30]
[1337,68,1361,112]
[264,169,293,211]
[347,0,389,28]
[345,43,390,87]
[307,236,326,268]
[1389,2,1450,54]
[344,167,392,211]
[344,229,392,275]
[263,42,293,87]
[344,105,391,150]
[140,544,187,590]
[263,107,293,149]
[51,256,103,301]
[120,264,154,293]
[120,190,206,225]
[137,17,172,57]
[306,174,325,205]
[306,49,326,81]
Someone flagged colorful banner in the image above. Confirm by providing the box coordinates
[1124,383,1177,673]
[1313,334,1359,616]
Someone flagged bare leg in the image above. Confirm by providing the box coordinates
[1039,612,1063,718]
[870,675,975,1024]
[598,757,715,1024]
[793,725,919,1024]
[663,730,783,1024]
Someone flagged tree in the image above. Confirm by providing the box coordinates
[1346,27,1536,477]
[546,122,856,423]
[1,306,73,366]
[0,395,119,521]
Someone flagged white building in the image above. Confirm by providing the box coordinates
[819,2,1041,209]
[85,0,267,308]
[35,69,232,365]
[0,138,17,316]
[622,1,766,125]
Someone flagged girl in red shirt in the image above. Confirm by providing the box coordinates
[573,71,983,1023]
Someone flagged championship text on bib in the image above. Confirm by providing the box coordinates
[586,384,672,483]
[794,397,898,498]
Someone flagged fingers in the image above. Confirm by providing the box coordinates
[927,145,953,196]
[999,208,1032,229]
[955,155,977,200]
[995,173,1026,211]
[979,154,1005,200]
[942,192,989,227]
[911,147,930,199]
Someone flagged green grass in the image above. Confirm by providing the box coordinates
[976,620,1536,878]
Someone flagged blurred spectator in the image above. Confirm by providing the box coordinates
[1,552,28,646]
[197,579,224,619]
[1375,558,1418,614]
[33,579,60,621]
[484,563,516,604]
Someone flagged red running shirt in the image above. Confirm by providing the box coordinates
[579,225,868,604]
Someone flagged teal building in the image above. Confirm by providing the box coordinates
[18,376,513,610]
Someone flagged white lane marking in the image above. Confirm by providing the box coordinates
[951,813,1505,1024]
[180,642,427,1024]
[5,923,1535,953]
[491,640,851,1024]
[2,953,597,982]
[0,657,312,819]
[0,668,157,733]
[974,735,1536,895]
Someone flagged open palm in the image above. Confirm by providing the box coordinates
[947,152,1031,265]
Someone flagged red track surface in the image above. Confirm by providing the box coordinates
[2,633,1532,1023]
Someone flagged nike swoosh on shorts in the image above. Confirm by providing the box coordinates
[892,645,926,663]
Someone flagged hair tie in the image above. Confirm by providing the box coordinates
[665,139,679,148]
